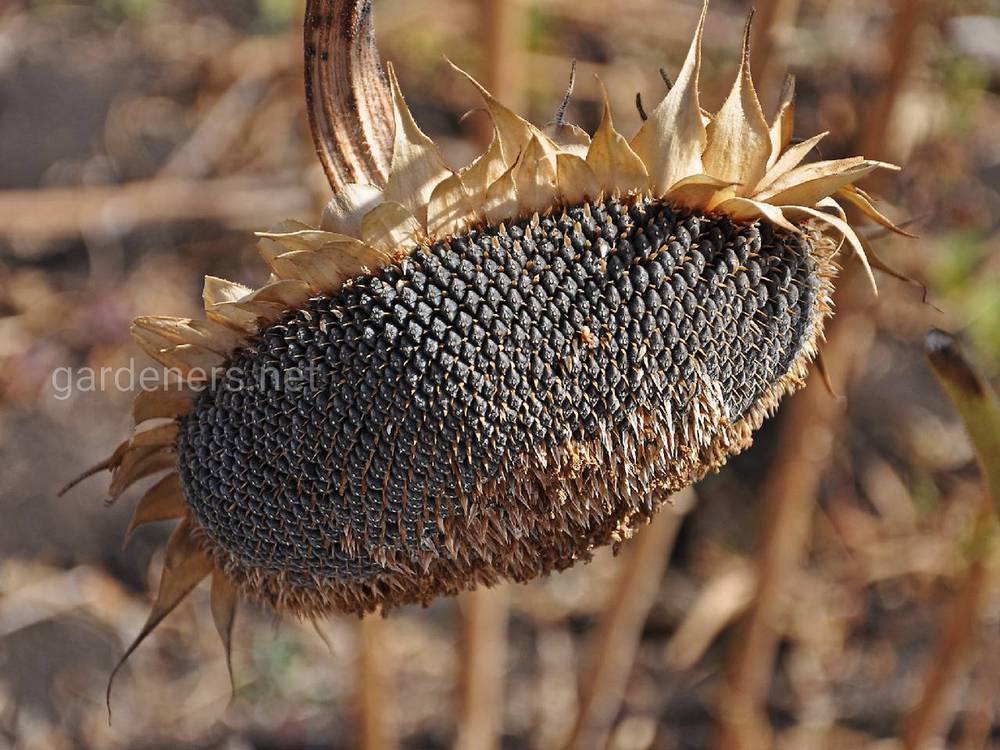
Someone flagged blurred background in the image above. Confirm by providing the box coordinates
[1,0,998,748]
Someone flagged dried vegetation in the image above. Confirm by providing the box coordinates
[0,0,998,748]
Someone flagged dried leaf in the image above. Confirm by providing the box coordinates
[203,277,259,332]
[758,159,897,207]
[202,276,251,307]
[131,326,176,365]
[448,60,556,167]
[210,569,239,698]
[781,202,878,294]
[130,423,179,449]
[767,74,797,169]
[546,121,591,158]
[427,171,476,238]
[132,317,243,356]
[383,63,452,227]
[629,0,708,194]
[482,163,520,226]
[107,520,213,718]
[242,279,313,309]
[148,344,225,381]
[214,296,283,327]
[255,228,342,253]
[361,201,423,256]
[321,183,384,238]
[702,14,770,194]
[664,173,737,209]
[256,238,296,278]
[256,229,379,292]
[267,218,312,234]
[109,445,176,501]
[836,184,918,238]
[714,197,800,234]
[515,135,559,215]
[133,387,196,426]
[754,131,828,195]
[124,473,186,544]
[59,440,130,496]
[587,78,648,196]
[758,157,881,201]
[556,153,601,205]
[327,236,396,278]
[460,135,508,210]
[267,249,345,292]
[131,330,224,381]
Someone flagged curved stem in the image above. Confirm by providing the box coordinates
[304,0,394,191]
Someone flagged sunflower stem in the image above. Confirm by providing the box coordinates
[304,0,394,191]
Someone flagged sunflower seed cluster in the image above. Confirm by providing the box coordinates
[178,197,820,584]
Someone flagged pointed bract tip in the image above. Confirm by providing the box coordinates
[743,8,756,49]
[814,353,844,401]
[780,73,796,103]
[211,569,239,702]
[106,520,212,720]
[60,444,128,496]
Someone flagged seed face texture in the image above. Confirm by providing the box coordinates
[178,197,833,614]
[71,0,910,679]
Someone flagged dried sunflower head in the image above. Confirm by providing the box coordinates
[68,0,909,689]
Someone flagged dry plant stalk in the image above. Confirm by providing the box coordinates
[956,637,1000,750]
[716,0,926,743]
[453,3,524,745]
[902,563,991,750]
[455,586,510,750]
[481,0,526,127]
[358,614,396,750]
[858,0,928,168]
[157,75,271,181]
[663,560,756,671]
[901,330,1000,750]
[0,177,311,243]
[715,306,876,750]
[567,489,694,750]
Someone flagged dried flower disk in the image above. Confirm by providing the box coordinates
[66,0,910,692]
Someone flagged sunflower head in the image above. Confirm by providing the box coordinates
[66,0,909,696]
